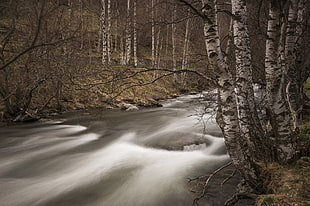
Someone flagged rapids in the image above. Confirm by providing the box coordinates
[0,94,242,206]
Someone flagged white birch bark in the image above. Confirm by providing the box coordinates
[165,24,169,67]
[133,0,138,67]
[101,0,107,65]
[231,0,265,158]
[125,0,131,65]
[120,37,125,65]
[201,0,261,191]
[155,29,161,70]
[151,0,155,67]
[285,0,305,131]
[107,0,111,64]
[265,2,295,162]
[172,5,177,71]
[181,12,190,70]
[79,0,84,50]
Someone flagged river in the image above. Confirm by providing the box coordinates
[0,93,244,206]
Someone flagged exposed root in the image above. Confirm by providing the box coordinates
[221,169,237,191]
[187,161,233,205]
[224,192,257,206]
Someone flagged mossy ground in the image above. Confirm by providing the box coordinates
[257,124,310,206]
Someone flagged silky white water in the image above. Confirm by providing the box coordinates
[0,94,236,206]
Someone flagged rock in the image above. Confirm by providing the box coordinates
[126,106,139,111]
[189,91,198,95]
[75,102,85,110]
[137,98,163,107]
[170,94,179,98]
[121,103,139,111]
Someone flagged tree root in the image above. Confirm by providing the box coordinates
[186,161,233,205]
[224,192,257,206]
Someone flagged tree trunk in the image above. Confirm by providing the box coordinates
[133,0,138,67]
[101,0,107,65]
[285,0,305,131]
[151,0,155,67]
[107,0,111,64]
[181,11,190,70]
[172,4,177,71]
[265,1,295,162]
[125,0,131,65]
[231,0,267,160]
[201,0,262,192]
[79,0,84,50]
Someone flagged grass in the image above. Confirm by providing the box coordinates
[257,123,310,206]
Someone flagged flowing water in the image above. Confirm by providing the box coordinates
[0,94,241,206]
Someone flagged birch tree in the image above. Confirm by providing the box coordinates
[201,0,262,191]
[285,0,306,131]
[265,0,295,162]
[151,0,155,67]
[172,4,177,71]
[79,0,84,50]
[231,0,267,160]
[125,0,132,65]
[181,10,190,70]
[133,0,138,67]
[100,0,107,65]
[107,0,112,64]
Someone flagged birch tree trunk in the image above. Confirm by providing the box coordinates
[265,1,295,162]
[155,29,162,70]
[285,0,305,131]
[120,36,125,65]
[79,0,84,50]
[107,0,111,64]
[181,12,190,70]
[201,0,262,191]
[125,0,131,65]
[172,5,177,71]
[101,0,107,65]
[231,0,267,160]
[133,0,138,67]
[151,0,155,67]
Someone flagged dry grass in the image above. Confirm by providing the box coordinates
[257,124,310,206]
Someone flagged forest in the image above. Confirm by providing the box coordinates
[0,0,310,206]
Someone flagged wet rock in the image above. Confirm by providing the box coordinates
[75,102,85,110]
[143,133,212,151]
[137,98,163,107]
[121,103,139,111]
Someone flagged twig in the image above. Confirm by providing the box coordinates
[192,161,232,204]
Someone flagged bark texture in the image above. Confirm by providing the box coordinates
[231,0,267,160]
[265,1,295,162]
[201,0,262,192]
[101,0,107,65]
